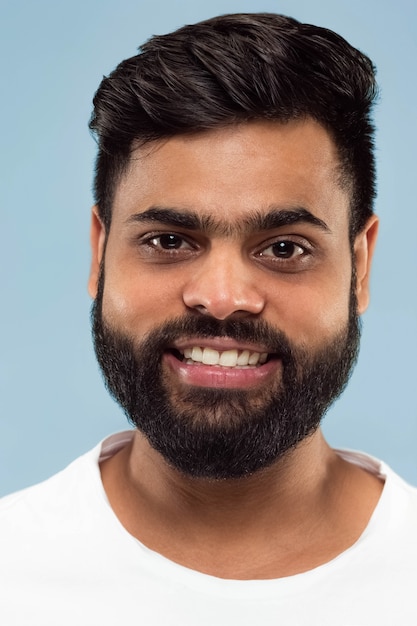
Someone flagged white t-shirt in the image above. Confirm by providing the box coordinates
[0,430,416,626]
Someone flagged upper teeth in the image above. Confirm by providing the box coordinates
[181,347,268,368]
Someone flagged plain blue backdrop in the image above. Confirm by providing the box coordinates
[1,0,416,495]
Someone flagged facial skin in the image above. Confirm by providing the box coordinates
[89,119,378,479]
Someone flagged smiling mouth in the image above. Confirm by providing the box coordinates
[170,347,272,368]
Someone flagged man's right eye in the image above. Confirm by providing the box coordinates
[149,233,186,249]
[137,232,197,262]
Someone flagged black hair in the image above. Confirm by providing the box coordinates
[89,13,378,238]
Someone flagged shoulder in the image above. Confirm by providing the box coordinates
[0,431,134,531]
[336,448,417,540]
[0,442,99,532]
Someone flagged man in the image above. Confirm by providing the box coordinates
[1,13,416,625]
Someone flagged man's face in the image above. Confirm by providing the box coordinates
[89,119,377,478]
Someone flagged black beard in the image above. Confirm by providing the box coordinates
[92,277,361,480]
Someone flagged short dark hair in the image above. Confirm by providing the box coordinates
[89,13,378,238]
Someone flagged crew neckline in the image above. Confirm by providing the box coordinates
[88,430,394,598]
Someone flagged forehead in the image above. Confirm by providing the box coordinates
[112,119,350,232]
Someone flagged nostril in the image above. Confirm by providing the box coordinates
[183,282,265,319]
[194,305,209,315]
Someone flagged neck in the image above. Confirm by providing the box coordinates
[100,428,383,579]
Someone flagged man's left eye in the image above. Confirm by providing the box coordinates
[259,241,305,259]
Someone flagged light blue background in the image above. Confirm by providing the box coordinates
[0,0,416,495]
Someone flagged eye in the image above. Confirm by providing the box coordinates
[149,233,189,250]
[254,237,313,272]
[264,241,303,259]
[137,231,197,263]
[259,240,306,260]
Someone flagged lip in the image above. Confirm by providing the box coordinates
[171,336,272,354]
[163,351,281,389]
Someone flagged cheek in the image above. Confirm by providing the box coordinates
[101,263,185,334]
[270,273,352,348]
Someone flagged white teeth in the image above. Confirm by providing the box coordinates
[191,346,203,362]
[236,350,250,366]
[180,346,268,368]
[202,348,219,365]
[219,349,238,367]
[248,352,260,365]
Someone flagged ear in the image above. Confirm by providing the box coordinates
[88,206,107,299]
[354,215,379,315]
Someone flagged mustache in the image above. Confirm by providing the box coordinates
[100,313,296,365]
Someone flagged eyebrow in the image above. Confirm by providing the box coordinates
[126,205,331,236]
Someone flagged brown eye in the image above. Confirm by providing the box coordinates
[255,238,311,272]
[271,241,298,258]
[260,241,304,259]
[154,234,185,249]
[142,232,196,260]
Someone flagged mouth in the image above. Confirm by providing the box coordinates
[170,346,271,368]
[164,340,281,389]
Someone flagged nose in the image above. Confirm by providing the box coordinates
[182,247,265,320]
